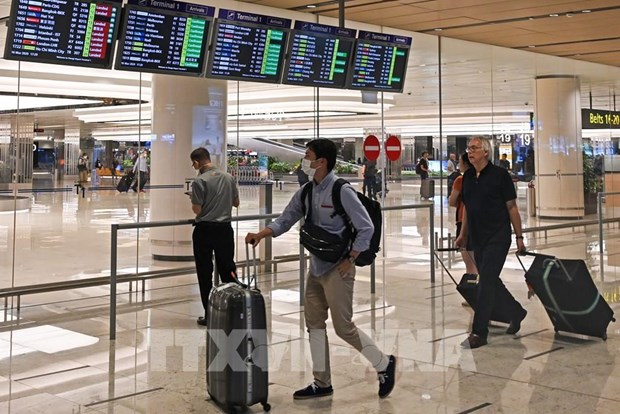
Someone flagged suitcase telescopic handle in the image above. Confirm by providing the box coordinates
[245,241,258,289]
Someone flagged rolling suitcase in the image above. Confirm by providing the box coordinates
[435,248,512,324]
[207,244,271,413]
[517,251,615,340]
[421,179,434,199]
[116,172,133,192]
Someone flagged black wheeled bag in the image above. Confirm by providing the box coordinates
[517,251,615,340]
[435,248,512,324]
[116,172,133,192]
[207,244,271,413]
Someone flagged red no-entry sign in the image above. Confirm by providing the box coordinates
[363,134,380,161]
[385,135,401,161]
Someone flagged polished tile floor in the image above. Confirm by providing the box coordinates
[1,176,620,413]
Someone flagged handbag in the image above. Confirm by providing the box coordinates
[300,221,350,263]
[299,183,350,263]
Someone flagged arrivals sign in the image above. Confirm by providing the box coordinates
[582,109,620,129]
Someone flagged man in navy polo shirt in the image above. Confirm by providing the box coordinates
[455,136,527,349]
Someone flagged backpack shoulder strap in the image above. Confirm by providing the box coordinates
[331,178,348,218]
[300,181,313,219]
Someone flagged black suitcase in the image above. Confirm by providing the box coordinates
[517,251,615,340]
[421,179,434,199]
[116,173,133,192]
[207,244,271,413]
[435,248,512,324]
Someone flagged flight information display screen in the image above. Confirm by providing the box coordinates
[348,31,411,93]
[4,0,122,69]
[115,0,214,76]
[206,9,290,84]
[283,21,355,89]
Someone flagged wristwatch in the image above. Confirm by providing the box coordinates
[347,256,356,264]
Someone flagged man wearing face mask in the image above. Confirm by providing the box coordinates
[189,147,240,326]
[245,139,396,401]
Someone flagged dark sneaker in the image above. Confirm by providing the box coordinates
[461,333,487,349]
[293,382,333,400]
[378,355,396,398]
[196,316,207,326]
[506,308,527,335]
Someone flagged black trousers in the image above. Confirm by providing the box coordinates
[192,221,237,314]
[132,171,147,191]
[472,229,524,338]
[363,176,376,199]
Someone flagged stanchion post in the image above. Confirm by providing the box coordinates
[430,204,435,283]
[299,242,305,306]
[110,224,118,340]
[259,183,273,273]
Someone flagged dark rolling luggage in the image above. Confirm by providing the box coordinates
[517,251,615,340]
[207,244,271,413]
[116,172,133,192]
[421,179,434,199]
[435,248,512,324]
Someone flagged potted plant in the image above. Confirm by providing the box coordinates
[583,152,603,215]
[268,160,293,180]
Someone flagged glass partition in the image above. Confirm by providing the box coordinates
[3,1,620,327]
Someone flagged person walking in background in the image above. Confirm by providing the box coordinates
[77,153,89,188]
[245,139,396,400]
[498,153,511,170]
[132,151,149,192]
[362,157,378,200]
[448,152,479,285]
[189,147,240,326]
[416,151,429,180]
[455,136,527,349]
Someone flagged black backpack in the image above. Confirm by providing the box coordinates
[415,161,423,174]
[301,178,381,266]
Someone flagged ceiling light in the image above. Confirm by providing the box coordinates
[307,4,316,8]
[582,9,591,13]
[528,45,536,48]
[566,13,574,17]
[528,17,534,20]
[549,13,559,17]
[434,28,443,32]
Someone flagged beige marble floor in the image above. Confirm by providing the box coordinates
[1,177,619,413]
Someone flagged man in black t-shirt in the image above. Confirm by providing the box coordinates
[455,137,527,349]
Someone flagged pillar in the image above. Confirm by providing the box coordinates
[149,75,227,260]
[534,76,584,218]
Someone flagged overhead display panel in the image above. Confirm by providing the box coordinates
[115,0,214,76]
[348,31,411,93]
[283,21,356,89]
[206,9,290,84]
[4,0,122,69]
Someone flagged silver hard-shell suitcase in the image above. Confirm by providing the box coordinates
[207,244,270,413]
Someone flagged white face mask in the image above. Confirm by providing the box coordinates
[301,158,316,179]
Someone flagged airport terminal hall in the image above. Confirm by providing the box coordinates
[3,0,620,412]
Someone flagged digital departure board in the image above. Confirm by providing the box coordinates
[283,21,355,89]
[4,0,121,69]
[115,0,214,76]
[206,9,290,84]
[348,31,411,93]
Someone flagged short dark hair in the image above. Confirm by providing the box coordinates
[190,147,211,163]
[306,139,337,171]
[460,152,472,168]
